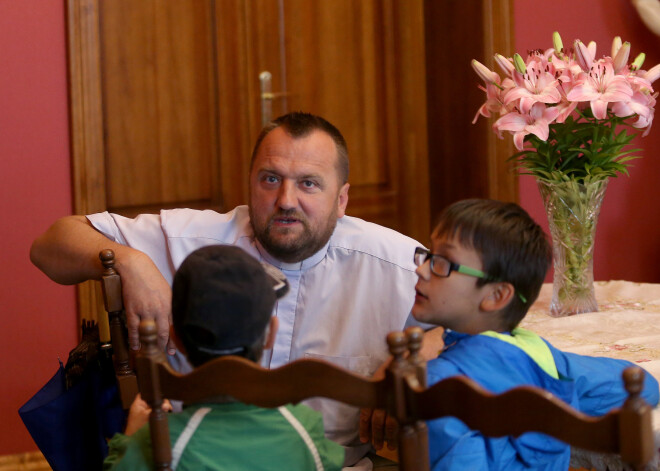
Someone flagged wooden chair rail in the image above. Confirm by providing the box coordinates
[143,356,388,410]
[99,249,138,408]
[408,372,654,464]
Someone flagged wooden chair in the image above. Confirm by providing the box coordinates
[99,249,138,409]
[137,320,655,471]
[136,321,430,471]
[388,338,656,471]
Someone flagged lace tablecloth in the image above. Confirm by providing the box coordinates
[520,281,660,470]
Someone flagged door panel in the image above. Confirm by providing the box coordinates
[100,0,220,212]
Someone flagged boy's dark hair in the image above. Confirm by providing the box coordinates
[172,245,287,367]
[433,199,551,331]
[250,111,349,184]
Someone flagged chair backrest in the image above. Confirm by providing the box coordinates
[394,350,655,471]
[136,321,431,471]
[99,249,138,409]
[137,320,655,471]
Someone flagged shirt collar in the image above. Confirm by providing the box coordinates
[255,238,330,272]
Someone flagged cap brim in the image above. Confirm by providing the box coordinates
[260,263,289,299]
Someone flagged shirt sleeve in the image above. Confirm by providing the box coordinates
[549,343,660,414]
[102,428,153,470]
[427,417,491,471]
[103,433,129,470]
[87,211,175,283]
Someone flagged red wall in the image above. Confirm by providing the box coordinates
[0,0,78,455]
[514,0,660,283]
[1,0,659,458]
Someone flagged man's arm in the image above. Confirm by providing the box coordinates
[30,215,174,352]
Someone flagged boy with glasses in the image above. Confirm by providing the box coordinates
[412,199,659,470]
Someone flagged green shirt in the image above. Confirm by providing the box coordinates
[104,402,344,471]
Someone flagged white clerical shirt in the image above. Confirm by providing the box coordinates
[88,205,421,469]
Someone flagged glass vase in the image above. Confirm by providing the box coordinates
[537,179,608,317]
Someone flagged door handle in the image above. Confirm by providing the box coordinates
[259,71,289,126]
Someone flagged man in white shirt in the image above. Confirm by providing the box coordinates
[31,112,440,469]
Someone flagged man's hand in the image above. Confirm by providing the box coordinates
[124,394,172,436]
[358,326,445,449]
[115,248,174,353]
[358,356,399,450]
[419,326,445,360]
[359,408,399,450]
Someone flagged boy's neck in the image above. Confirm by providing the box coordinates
[447,315,507,336]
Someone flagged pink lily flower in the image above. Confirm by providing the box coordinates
[472,79,516,123]
[567,59,633,119]
[554,99,579,123]
[642,63,660,84]
[494,54,515,77]
[612,75,657,133]
[611,64,657,132]
[574,40,595,71]
[611,36,622,59]
[471,59,500,85]
[504,60,561,114]
[612,41,631,73]
[493,102,561,150]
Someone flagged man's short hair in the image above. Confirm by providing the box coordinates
[172,245,287,366]
[433,199,551,330]
[250,111,349,184]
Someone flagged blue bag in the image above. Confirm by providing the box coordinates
[19,322,125,470]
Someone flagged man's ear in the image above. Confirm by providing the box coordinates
[264,317,279,350]
[480,282,515,312]
[336,183,349,218]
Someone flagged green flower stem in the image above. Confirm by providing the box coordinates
[538,179,608,316]
[512,110,641,186]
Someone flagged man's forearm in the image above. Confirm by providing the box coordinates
[30,215,131,284]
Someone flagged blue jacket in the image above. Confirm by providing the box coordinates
[426,330,660,471]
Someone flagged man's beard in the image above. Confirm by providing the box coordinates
[250,208,337,263]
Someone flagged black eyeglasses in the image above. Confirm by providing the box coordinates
[413,247,527,303]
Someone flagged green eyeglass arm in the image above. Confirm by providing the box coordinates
[456,265,527,304]
[456,264,489,279]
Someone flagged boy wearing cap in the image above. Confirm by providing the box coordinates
[103,245,344,470]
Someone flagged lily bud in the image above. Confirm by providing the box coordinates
[632,52,646,71]
[613,41,630,72]
[643,63,660,84]
[552,31,564,55]
[574,40,593,70]
[611,36,622,58]
[494,53,515,75]
[471,59,498,83]
[513,53,527,74]
[587,41,597,58]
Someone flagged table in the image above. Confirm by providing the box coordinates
[520,280,660,470]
